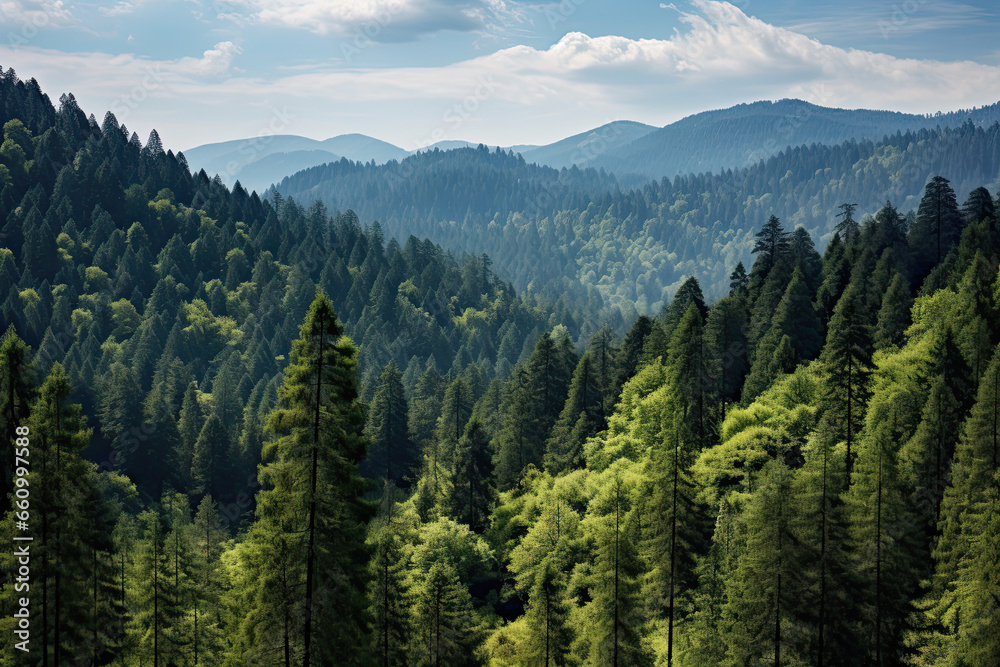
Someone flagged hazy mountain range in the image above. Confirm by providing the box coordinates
[184,99,1000,193]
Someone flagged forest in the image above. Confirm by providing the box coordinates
[275,119,1000,313]
[2,67,1000,666]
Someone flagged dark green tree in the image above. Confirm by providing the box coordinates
[363,362,414,485]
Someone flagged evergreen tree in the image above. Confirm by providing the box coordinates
[704,296,749,418]
[236,292,374,666]
[728,262,749,298]
[449,417,495,533]
[435,374,473,471]
[367,485,413,667]
[545,352,602,474]
[835,203,860,244]
[722,461,801,666]
[910,175,962,277]
[643,418,703,666]
[744,266,822,402]
[821,283,873,484]
[191,411,230,499]
[929,345,1000,661]
[0,326,33,515]
[790,424,858,665]
[363,362,414,486]
[580,474,652,667]
[667,303,715,449]
[750,215,791,294]
[410,560,477,667]
[846,396,919,665]
[874,272,913,351]
[521,556,573,667]
[660,277,707,338]
[899,377,963,532]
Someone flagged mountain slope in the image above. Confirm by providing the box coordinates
[597,98,1000,181]
[277,121,1000,314]
[519,120,657,169]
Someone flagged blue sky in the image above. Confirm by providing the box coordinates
[2,0,999,152]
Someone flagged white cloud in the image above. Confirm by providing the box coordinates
[0,0,72,26]
[99,0,154,17]
[1,1,999,151]
[176,41,243,76]
[234,0,520,40]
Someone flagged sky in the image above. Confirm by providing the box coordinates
[1,0,999,152]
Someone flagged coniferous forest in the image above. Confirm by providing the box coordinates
[3,67,1000,667]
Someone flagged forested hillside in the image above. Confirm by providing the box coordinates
[595,98,1000,182]
[277,120,1000,312]
[3,69,1000,667]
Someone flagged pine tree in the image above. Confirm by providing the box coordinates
[581,474,652,667]
[435,374,473,471]
[899,377,962,532]
[722,461,801,666]
[613,315,654,400]
[821,283,873,484]
[930,345,1000,661]
[410,560,477,667]
[191,411,229,498]
[750,215,791,294]
[704,296,748,418]
[190,495,227,665]
[367,485,413,667]
[0,325,33,515]
[660,277,707,339]
[667,304,715,449]
[643,418,703,666]
[449,417,495,533]
[874,272,913,351]
[846,396,919,665]
[236,292,374,666]
[790,423,859,665]
[363,362,414,485]
[0,363,104,664]
[409,362,444,457]
[495,331,574,488]
[521,556,573,667]
[910,175,962,277]
[129,508,170,666]
[744,266,822,402]
[545,352,602,474]
[835,203,860,244]
[729,262,749,298]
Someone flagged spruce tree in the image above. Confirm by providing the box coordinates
[582,474,652,667]
[820,283,873,484]
[367,485,412,667]
[522,556,573,667]
[0,325,33,515]
[874,272,912,351]
[910,175,962,277]
[449,417,495,533]
[545,352,602,474]
[363,362,413,485]
[237,292,374,666]
[643,418,703,666]
[846,396,919,665]
[722,461,801,666]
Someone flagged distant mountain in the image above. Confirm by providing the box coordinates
[414,140,481,152]
[519,120,657,169]
[183,133,407,192]
[186,98,1000,195]
[595,98,1000,182]
[317,133,408,164]
[277,122,1000,311]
